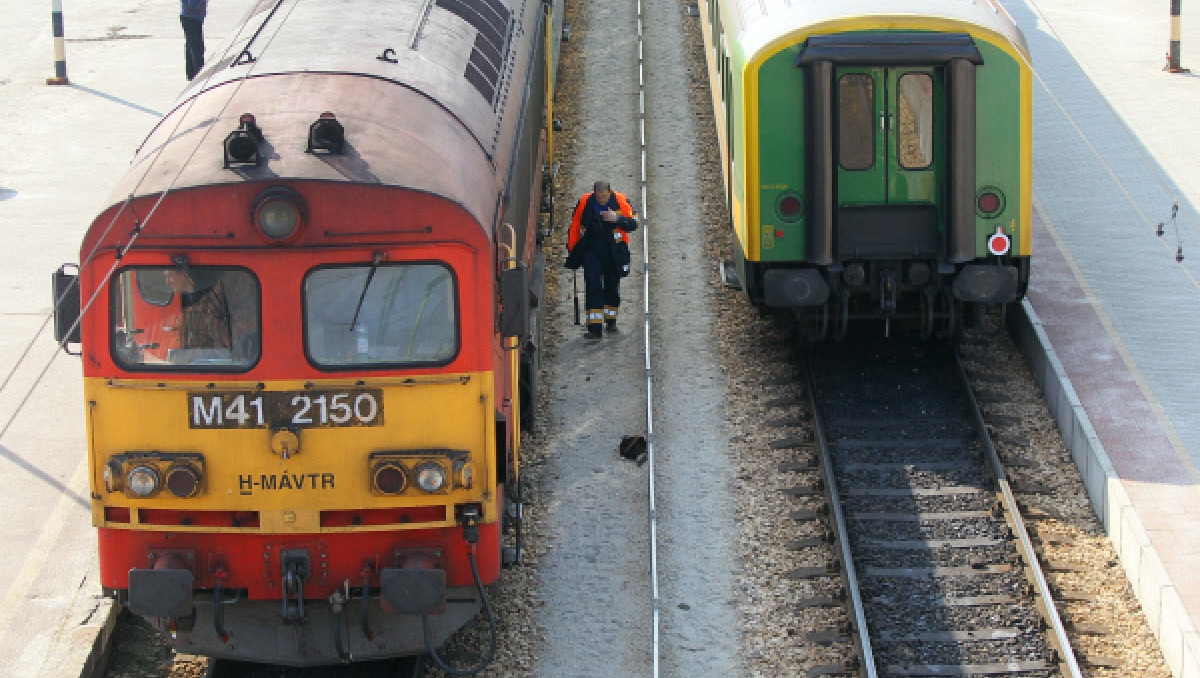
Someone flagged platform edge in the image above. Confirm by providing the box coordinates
[1013,299,1200,678]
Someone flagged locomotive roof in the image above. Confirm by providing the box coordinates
[108,0,539,227]
[723,0,1029,61]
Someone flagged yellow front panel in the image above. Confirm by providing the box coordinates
[85,373,495,531]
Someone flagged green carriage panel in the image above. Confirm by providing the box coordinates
[753,29,1029,266]
[972,40,1024,257]
[757,47,808,261]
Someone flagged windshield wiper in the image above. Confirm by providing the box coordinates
[349,252,385,332]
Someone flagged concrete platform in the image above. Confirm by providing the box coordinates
[0,1,255,676]
[1006,0,1200,675]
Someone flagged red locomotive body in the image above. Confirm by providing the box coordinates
[54,0,560,666]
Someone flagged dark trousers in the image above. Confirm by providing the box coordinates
[582,252,621,323]
[181,15,205,80]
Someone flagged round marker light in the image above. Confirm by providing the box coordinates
[988,231,1011,256]
[776,193,803,222]
[414,462,447,493]
[166,464,201,498]
[976,188,1005,217]
[252,187,307,241]
[128,465,160,497]
[373,463,408,495]
[257,198,299,240]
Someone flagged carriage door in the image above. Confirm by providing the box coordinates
[834,67,943,257]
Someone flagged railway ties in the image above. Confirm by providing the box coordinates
[798,338,1075,678]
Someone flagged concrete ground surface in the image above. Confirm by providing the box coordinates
[0,0,255,676]
[533,0,741,671]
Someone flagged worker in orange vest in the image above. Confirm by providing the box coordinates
[565,181,638,339]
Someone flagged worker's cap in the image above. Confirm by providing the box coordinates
[593,180,611,193]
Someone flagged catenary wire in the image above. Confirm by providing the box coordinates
[0,1,274,402]
[0,0,299,442]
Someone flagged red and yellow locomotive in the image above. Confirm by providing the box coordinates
[53,0,559,666]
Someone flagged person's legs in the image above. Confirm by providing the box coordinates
[582,255,605,338]
[181,16,205,80]
[602,271,621,330]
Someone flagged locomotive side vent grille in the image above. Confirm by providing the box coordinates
[436,0,512,104]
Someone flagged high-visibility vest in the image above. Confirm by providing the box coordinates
[568,190,635,252]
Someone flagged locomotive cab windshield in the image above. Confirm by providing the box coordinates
[111,266,261,369]
[304,262,459,367]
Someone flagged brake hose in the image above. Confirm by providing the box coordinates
[422,512,498,676]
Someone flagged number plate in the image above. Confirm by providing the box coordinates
[188,390,384,429]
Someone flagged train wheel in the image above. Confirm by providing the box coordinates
[832,288,851,341]
[936,286,960,344]
[920,288,936,342]
[800,297,830,342]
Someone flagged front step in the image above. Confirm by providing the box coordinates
[719,260,740,288]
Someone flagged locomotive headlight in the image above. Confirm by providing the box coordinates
[166,464,202,498]
[257,198,299,239]
[372,462,408,495]
[414,462,448,493]
[127,465,160,497]
[252,187,307,241]
[114,453,205,499]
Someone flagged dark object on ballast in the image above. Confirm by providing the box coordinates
[619,436,646,463]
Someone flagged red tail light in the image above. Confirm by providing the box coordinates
[776,193,803,222]
[976,188,1005,217]
[373,463,408,495]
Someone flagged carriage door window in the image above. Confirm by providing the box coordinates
[837,73,875,170]
[896,73,933,169]
[836,67,940,206]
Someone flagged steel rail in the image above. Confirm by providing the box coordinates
[955,352,1085,678]
[800,356,878,678]
[632,0,660,675]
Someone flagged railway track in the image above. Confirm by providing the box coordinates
[788,334,1083,678]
